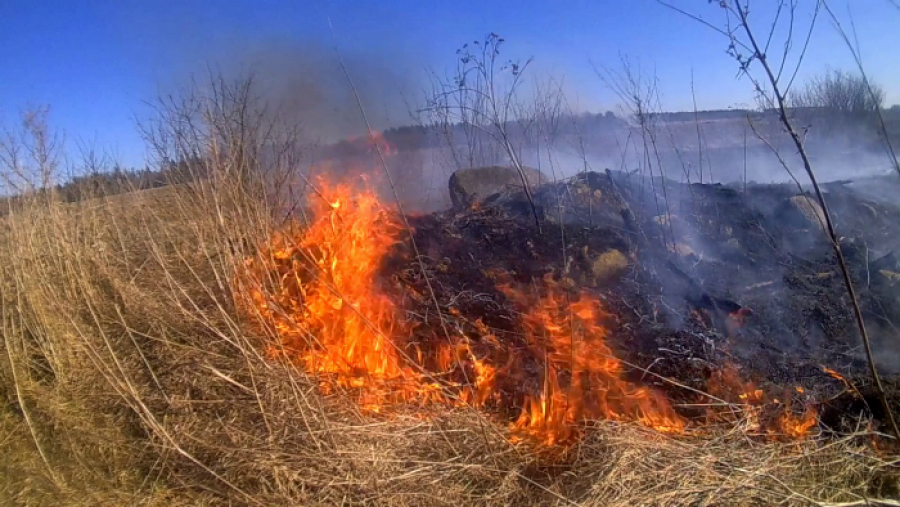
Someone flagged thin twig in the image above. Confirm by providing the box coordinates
[817,501,900,507]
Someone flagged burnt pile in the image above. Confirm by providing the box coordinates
[382,168,900,435]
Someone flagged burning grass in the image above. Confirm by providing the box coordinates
[239,177,690,446]
[239,175,851,450]
[1,177,898,505]
[1,112,898,504]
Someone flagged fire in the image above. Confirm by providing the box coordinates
[238,168,818,446]
[778,405,818,439]
[502,277,684,444]
[823,366,843,380]
[707,366,818,439]
[242,177,443,410]
[340,131,397,157]
[239,174,686,445]
[366,131,397,157]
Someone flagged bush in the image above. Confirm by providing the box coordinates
[787,70,887,145]
[790,69,885,116]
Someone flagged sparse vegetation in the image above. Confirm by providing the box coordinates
[788,69,887,142]
[789,69,886,116]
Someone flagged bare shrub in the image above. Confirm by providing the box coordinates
[421,33,548,226]
[789,69,886,142]
[790,69,885,116]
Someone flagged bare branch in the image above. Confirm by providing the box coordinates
[655,1,752,53]
[784,0,822,96]
[763,0,786,56]
[774,0,797,85]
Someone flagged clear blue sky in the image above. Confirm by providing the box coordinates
[2,0,898,169]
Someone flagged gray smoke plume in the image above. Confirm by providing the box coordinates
[157,37,420,146]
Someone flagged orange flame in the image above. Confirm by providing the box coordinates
[502,277,684,444]
[240,174,819,446]
[243,177,444,411]
[238,177,686,445]
[777,405,818,439]
[822,366,848,385]
[340,131,397,157]
[707,365,818,439]
[367,131,397,157]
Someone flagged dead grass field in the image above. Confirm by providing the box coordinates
[2,76,899,504]
[1,179,898,507]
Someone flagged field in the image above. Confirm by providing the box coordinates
[1,161,899,506]
[7,0,900,501]
[3,43,900,500]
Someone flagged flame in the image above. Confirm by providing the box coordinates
[239,173,820,446]
[726,307,752,336]
[340,131,397,157]
[778,405,818,439]
[707,366,818,439]
[367,131,397,157]
[502,277,684,444]
[823,366,847,384]
[242,177,443,410]
[238,177,686,445]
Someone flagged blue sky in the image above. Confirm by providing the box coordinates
[2,0,899,168]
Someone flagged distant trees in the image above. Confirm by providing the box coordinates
[53,162,195,202]
[647,109,753,123]
[787,70,886,143]
[2,158,203,207]
[789,69,885,115]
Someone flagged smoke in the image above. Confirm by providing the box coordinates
[152,32,896,214]
[249,41,420,142]
[531,118,897,186]
[161,38,421,146]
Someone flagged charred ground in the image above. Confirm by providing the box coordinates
[382,169,900,436]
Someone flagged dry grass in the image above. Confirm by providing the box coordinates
[0,175,897,507]
[1,91,898,506]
